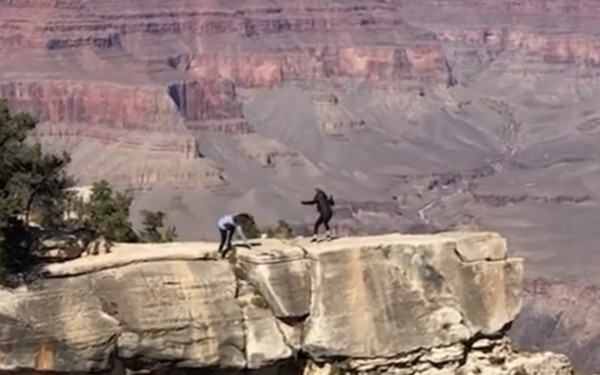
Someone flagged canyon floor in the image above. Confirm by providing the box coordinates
[2,0,600,373]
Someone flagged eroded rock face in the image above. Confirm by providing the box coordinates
[510,278,600,374]
[0,232,574,375]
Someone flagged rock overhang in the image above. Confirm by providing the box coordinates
[0,232,567,375]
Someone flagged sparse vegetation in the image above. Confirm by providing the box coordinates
[244,220,262,239]
[138,209,178,243]
[265,220,294,239]
[69,181,178,244]
[0,100,73,283]
[240,218,295,240]
[70,180,139,242]
[0,101,178,285]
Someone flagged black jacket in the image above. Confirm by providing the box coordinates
[302,190,334,215]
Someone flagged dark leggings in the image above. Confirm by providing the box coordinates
[218,225,236,253]
[314,211,332,235]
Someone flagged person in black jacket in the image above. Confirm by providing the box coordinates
[301,188,335,242]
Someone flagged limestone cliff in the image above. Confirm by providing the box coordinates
[0,232,573,375]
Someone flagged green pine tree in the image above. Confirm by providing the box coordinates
[80,180,139,243]
[138,210,178,243]
[0,100,73,283]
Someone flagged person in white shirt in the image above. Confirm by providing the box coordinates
[217,213,253,257]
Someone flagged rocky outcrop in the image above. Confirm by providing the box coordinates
[0,232,573,375]
[0,81,182,130]
[167,80,243,121]
[34,228,113,262]
[510,278,600,374]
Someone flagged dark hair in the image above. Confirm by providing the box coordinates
[233,213,254,226]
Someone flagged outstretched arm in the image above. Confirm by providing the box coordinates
[328,195,335,206]
[301,192,319,205]
[236,225,249,245]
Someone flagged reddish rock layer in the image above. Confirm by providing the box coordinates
[5,3,600,370]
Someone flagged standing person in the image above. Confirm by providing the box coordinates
[301,188,335,242]
[217,213,253,257]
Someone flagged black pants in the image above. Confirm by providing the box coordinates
[314,210,332,235]
[218,225,236,253]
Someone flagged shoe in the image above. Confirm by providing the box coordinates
[221,246,233,258]
[310,236,318,242]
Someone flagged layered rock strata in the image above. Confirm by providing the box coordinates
[0,232,573,375]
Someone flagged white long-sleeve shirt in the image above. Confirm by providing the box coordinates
[218,215,235,230]
[218,215,248,243]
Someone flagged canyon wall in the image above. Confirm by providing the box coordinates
[2,0,600,200]
[511,278,600,374]
[3,0,600,195]
[0,232,574,375]
[3,1,600,371]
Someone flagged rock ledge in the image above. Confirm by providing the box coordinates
[0,232,574,375]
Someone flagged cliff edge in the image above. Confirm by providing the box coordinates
[0,232,573,375]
